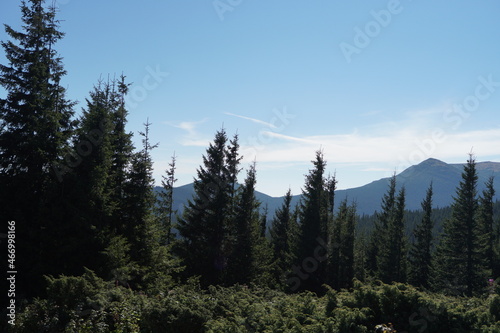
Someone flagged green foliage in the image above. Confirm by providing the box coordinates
[331,199,357,289]
[408,183,434,288]
[13,271,500,332]
[366,176,397,278]
[156,153,177,245]
[0,0,76,297]
[226,162,263,285]
[478,177,496,281]
[432,155,482,296]
[296,150,331,293]
[270,188,298,289]
[13,269,141,333]
[490,295,500,321]
[176,129,236,286]
[375,176,407,284]
[4,4,500,333]
[101,235,138,285]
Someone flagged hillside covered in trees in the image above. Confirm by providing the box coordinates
[1,1,500,332]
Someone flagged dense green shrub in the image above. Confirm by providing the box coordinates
[12,269,142,333]
[11,272,500,332]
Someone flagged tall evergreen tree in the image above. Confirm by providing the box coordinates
[270,189,296,288]
[120,120,181,292]
[109,76,135,234]
[408,183,434,288]
[176,129,237,287]
[227,162,262,285]
[477,176,495,281]
[0,0,75,296]
[336,199,356,289]
[66,76,136,282]
[260,204,269,238]
[366,175,397,278]
[373,175,407,283]
[353,231,368,282]
[493,221,500,279]
[296,150,330,293]
[122,120,158,266]
[156,153,177,245]
[388,186,407,283]
[225,133,242,201]
[326,174,339,288]
[63,80,119,276]
[432,155,480,296]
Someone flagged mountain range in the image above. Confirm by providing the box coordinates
[162,158,500,218]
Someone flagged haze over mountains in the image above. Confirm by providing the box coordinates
[164,158,500,217]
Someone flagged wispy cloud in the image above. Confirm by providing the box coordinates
[240,119,500,168]
[165,118,210,146]
[225,112,277,129]
[154,107,500,197]
[262,131,320,144]
[166,118,208,135]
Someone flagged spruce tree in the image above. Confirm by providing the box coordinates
[108,75,135,234]
[156,153,177,245]
[252,229,274,287]
[270,189,296,288]
[493,221,500,279]
[432,155,480,296]
[227,162,262,285]
[66,76,136,281]
[0,0,75,296]
[176,129,236,287]
[477,176,495,281]
[326,174,339,288]
[63,80,119,276]
[336,199,356,289]
[122,120,158,265]
[101,235,138,288]
[394,187,408,282]
[260,204,269,238]
[376,176,407,283]
[0,0,75,183]
[225,133,242,201]
[366,174,396,278]
[121,120,181,292]
[353,231,368,282]
[408,183,434,288]
[296,150,330,293]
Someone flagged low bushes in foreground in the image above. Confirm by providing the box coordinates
[8,272,500,333]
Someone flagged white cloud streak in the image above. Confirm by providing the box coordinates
[241,126,500,168]
[165,118,210,147]
[225,112,277,129]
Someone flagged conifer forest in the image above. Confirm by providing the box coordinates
[1,1,500,332]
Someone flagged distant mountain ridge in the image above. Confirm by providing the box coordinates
[160,158,500,217]
[335,158,500,215]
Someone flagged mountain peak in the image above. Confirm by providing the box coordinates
[417,158,447,167]
[398,158,448,179]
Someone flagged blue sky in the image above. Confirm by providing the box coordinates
[1,0,500,196]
